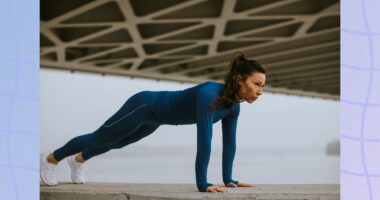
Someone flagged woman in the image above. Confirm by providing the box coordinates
[40,52,266,193]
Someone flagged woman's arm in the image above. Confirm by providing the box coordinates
[194,89,215,192]
[195,112,214,192]
[221,104,240,186]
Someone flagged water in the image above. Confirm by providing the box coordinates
[53,146,339,184]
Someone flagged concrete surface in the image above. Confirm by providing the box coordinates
[40,183,339,200]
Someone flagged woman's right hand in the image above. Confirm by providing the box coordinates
[206,185,228,193]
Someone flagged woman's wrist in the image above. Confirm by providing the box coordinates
[198,182,214,192]
[224,179,238,185]
[225,180,239,185]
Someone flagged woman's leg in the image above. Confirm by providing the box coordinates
[80,124,160,161]
[51,92,157,163]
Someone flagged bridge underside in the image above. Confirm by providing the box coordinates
[41,0,340,100]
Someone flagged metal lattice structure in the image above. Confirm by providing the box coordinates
[40,0,340,99]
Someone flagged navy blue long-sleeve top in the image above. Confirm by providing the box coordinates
[148,81,240,192]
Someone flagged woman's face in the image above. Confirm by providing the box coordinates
[238,72,266,104]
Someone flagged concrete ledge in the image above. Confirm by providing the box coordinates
[40,183,339,200]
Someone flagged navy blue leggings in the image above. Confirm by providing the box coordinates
[53,92,160,161]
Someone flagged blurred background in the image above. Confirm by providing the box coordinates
[40,0,340,184]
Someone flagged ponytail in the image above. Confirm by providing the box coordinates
[209,51,265,111]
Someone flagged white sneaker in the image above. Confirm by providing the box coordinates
[40,155,58,186]
[67,155,85,184]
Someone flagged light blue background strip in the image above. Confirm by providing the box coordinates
[0,0,39,200]
[341,0,380,199]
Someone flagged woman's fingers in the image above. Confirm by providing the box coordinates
[206,186,217,193]
[206,186,228,193]
[226,182,255,187]
[215,186,228,192]
[237,182,255,187]
[206,183,254,193]
[226,182,238,187]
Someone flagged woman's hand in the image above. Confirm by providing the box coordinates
[226,182,255,187]
[206,185,228,193]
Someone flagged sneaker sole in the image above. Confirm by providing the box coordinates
[67,157,84,184]
[40,156,57,186]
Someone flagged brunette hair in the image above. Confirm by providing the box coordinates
[209,51,266,111]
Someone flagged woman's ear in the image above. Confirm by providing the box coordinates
[234,75,244,86]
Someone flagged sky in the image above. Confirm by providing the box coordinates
[40,68,339,155]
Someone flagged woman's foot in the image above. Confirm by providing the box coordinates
[40,154,58,186]
[67,155,85,184]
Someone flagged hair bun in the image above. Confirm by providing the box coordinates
[233,51,247,62]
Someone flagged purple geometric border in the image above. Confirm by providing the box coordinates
[341,0,380,199]
[0,0,39,200]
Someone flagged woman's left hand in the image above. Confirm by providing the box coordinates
[226,182,255,187]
